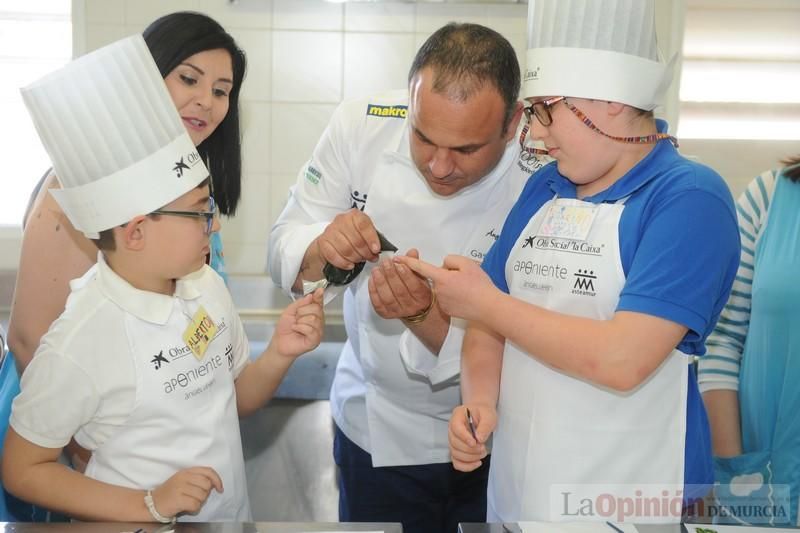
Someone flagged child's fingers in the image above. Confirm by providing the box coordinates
[181,482,212,504]
[295,303,323,318]
[187,466,224,493]
[287,292,314,312]
[312,287,324,304]
[293,317,317,329]
[291,323,319,338]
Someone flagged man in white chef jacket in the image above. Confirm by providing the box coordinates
[268,22,548,533]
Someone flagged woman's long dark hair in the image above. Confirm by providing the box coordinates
[144,12,246,216]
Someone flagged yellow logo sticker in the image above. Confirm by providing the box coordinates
[182,306,218,360]
[366,104,407,119]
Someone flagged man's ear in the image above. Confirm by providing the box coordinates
[119,215,148,251]
[504,101,525,142]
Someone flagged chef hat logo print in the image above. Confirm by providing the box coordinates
[524,66,540,82]
[172,150,203,178]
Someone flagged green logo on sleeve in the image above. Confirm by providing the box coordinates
[305,165,322,185]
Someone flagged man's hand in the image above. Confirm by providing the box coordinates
[394,254,497,323]
[368,249,433,320]
[317,209,381,270]
[151,466,224,518]
[274,289,325,359]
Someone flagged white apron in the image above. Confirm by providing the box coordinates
[488,196,690,523]
[84,296,251,522]
[341,132,524,466]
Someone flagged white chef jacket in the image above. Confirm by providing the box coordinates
[268,90,546,466]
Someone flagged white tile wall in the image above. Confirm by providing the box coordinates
[197,0,272,30]
[269,103,337,175]
[272,0,343,31]
[123,0,200,26]
[344,3,416,33]
[269,173,297,223]
[84,0,124,24]
[235,171,273,245]
[84,23,127,51]
[415,3,489,32]
[486,4,527,35]
[240,101,272,175]
[78,0,530,275]
[343,33,416,99]
[231,29,272,103]
[272,31,343,103]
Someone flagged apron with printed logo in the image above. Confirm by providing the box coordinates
[488,196,689,523]
[85,298,251,522]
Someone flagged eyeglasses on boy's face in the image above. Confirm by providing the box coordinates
[523,96,566,127]
[150,196,217,235]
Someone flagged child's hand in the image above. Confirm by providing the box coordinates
[449,404,495,472]
[275,288,325,359]
[151,466,223,519]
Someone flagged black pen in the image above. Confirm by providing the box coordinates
[465,407,478,443]
[606,521,624,533]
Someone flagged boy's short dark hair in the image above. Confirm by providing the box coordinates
[92,229,117,252]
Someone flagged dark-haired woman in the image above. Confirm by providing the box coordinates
[699,157,800,526]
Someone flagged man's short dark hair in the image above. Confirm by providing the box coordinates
[409,23,521,132]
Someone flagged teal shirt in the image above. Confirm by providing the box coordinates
[704,170,800,525]
[209,231,228,285]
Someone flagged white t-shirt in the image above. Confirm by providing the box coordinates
[11,254,250,451]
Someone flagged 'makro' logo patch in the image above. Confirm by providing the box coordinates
[366,104,407,119]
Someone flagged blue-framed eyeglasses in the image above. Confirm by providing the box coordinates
[150,196,216,234]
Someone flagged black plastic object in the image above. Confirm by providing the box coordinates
[322,231,398,286]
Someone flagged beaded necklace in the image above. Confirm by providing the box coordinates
[518,123,550,155]
[563,98,679,148]
[518,98,679,154]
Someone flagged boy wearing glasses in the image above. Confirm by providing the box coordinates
[2,36,324,523]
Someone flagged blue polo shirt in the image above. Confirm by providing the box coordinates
[483,124,740,492]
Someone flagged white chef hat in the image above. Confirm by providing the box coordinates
[524,0,673,111]
[22,34,209,239]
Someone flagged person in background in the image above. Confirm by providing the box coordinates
[699,156,800,526]
[2,35,323,523]
[398,0,740,523]
[268,23,548,533]
[7,10,246,374]
[0,11,245,522]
